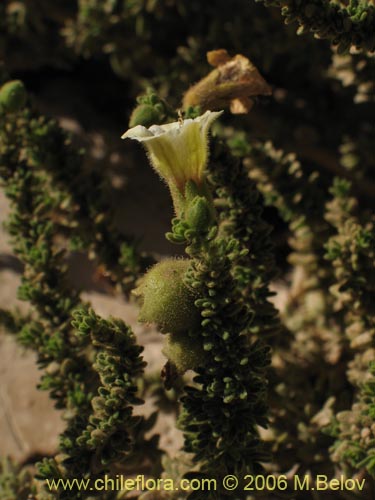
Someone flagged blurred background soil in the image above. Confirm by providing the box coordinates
[0,79,185,463]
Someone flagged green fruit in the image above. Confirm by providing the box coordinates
[134,259,200,334]
[162,331,205,373]
[0,80,27,112]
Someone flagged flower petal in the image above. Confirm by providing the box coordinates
[121,110,223,202]
[121,125,154,141]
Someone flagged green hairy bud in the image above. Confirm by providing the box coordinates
[133,259,200,334]
[129,103,165,128]
[185,195,212,231]
[0,80,27,112]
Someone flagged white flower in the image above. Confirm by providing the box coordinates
[121,110,222,193]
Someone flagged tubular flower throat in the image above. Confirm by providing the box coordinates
[121,111,222,212]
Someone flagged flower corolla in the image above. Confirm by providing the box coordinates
[121,110,222,193]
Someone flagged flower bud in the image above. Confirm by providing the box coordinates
[185,195,212,232]
[0,80,27,112]
[133,259,200,334]
[129,103,165,128]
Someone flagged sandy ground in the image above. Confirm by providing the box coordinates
[0,167,184,464]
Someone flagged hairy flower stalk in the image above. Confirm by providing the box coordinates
[123,109,275,496]
[122,110,222,215]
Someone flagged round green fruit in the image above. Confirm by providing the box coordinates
[134,259,200,334]
[162,331,205,373]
